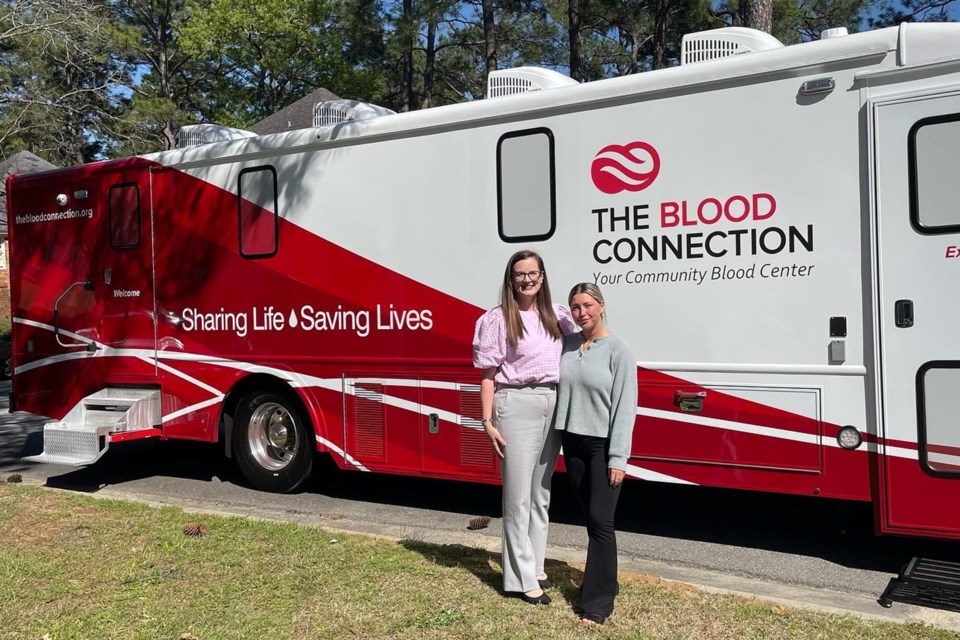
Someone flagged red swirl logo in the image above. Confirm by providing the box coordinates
[591,141,661,194]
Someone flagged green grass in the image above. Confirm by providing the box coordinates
[0,315,10,343]
[0,484,955,640]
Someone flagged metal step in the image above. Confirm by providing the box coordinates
[22,422,111,466]
[879,557,960,613]
[86,388,158,402]
[83,388,156,410]
[22,387,163,466]
[83,409,130,428]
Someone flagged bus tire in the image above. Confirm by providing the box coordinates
[233,391,314,493]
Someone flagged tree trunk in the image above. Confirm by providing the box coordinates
[482,0,496,87]
[71,121,85,165]
[162,121,177,150]
[651,0,668,70]
[568,0,583,81]
[743,0,773,34]
[158,20,177,150]
[421,17,436,109]
[401,0,415,112]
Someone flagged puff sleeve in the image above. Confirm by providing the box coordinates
[554,304,578,336]
[472,308,506,370]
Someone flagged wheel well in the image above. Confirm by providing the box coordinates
[219,374,313,458]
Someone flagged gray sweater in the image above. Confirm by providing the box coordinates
[553,333,638,470]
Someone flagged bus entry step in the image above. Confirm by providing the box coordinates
[878,557,960,613]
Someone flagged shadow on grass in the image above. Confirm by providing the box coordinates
[399,540,586,616]
[323,471,960,576]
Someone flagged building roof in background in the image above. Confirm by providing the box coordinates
[249,88,341,135]
[0,151,58,230]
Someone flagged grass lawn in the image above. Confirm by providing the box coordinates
[0,484,955,640]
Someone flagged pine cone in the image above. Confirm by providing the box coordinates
[467,516,491,530]
[182,523,207,538]
[6,474,22,483]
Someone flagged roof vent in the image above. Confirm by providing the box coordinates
[821,27,849,39]
[312,99,395,127]
[681,27,784,65]
[176,124,256,148]
[487,67,579,98]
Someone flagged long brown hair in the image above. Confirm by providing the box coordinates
[499,250,562,350]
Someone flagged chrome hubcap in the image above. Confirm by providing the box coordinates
[247,402,298,471]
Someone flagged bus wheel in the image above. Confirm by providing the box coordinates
[233,391,314,493]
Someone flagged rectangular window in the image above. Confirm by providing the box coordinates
[918,362,960,477]
[497,128,555,242]
[108,183,141,249]
[238,166,279,258]
[909,114,960,234]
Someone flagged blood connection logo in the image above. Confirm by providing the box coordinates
[590,141,660,194]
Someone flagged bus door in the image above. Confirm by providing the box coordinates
[97,164,157,378]
[873,89,960,538]
[9,170,104,415]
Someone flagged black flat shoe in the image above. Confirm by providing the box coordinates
[538,577,552,589]
[518,591,551,605]
[579,612,607,625]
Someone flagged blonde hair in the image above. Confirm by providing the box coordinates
[567,282,605,306]
[499,250,561,350]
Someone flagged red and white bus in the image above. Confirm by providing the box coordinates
[7,23,960,540]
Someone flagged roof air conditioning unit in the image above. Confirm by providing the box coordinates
[176,124,256,148]
[312,99,396,128]
[487,67,579,99]
[681,27,784,66]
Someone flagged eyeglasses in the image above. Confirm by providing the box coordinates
[513,270,544,281]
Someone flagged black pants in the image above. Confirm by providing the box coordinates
[562,431,622,620]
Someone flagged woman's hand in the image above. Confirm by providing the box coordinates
[485,422,507,459]
[608,468,625,488]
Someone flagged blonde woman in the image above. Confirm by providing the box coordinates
[553,283,637,625]
[472,250,576,605]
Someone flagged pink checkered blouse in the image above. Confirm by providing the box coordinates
[472,304,576,385]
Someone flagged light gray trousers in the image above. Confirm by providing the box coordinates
[494,385,561,593]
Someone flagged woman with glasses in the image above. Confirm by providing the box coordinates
[553,283,637,626]
[472,249,576,605]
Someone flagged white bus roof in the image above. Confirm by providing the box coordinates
[146,23,960,169]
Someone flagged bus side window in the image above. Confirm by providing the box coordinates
[918,363,960,478]
[908,113,960,234]
[238,165,279,258]
[108,182,141,249]
[496,128,556,242]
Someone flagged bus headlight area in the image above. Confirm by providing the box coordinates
[837,426,863,450]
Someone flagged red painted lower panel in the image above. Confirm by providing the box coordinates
[632,442,871,503]
[883,454,960,536]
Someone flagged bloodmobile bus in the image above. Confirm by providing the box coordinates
[7,23,960,540]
